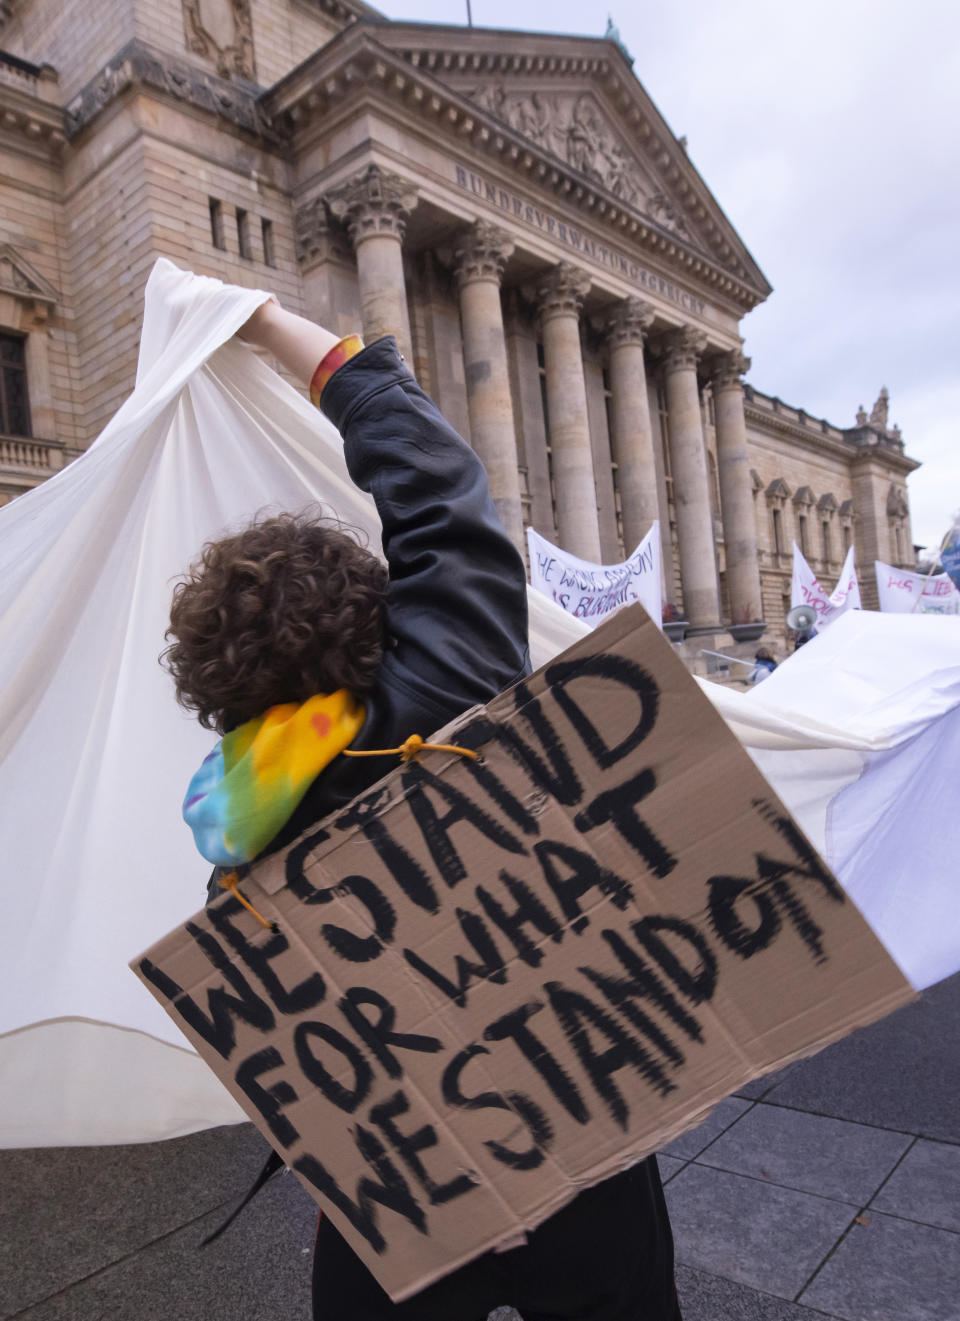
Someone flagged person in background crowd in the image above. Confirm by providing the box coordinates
[161,295,683,1321]
[749,647,778,684]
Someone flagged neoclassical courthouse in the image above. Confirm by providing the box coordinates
[0,0,918,646]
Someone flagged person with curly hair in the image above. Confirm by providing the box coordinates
[164,298,681,1321]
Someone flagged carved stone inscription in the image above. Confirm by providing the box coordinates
[454,164,706,318]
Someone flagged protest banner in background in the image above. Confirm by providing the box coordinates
[791,544,861,627]
[134,605,912,1302]
[527,523,661,628]
[938,518,960,594]
[874,561,960,615]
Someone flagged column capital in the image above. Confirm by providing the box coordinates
[326,164,418,248]
[604,296,655,348]
[293,197,352,267]
[709,348,752,392]
[660,325,708,375]
[453,222,514,288]
[535,263,591,323]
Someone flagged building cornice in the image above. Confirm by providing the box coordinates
[265,27,769,312]
[745,390,920,475]
[0,53,64,155]
[63,39,280,145]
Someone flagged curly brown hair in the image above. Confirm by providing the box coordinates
[161,510,387,733]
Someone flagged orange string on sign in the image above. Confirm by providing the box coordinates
[343,733,479,763]
[219,871,275,930]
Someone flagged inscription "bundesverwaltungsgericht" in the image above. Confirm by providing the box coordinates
[454,164,707,317]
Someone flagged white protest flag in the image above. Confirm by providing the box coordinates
[829,544,861,610]
[1,261,958,1152]
[875,560,960,615]
[791,542,860,627]
[527,522,662,628]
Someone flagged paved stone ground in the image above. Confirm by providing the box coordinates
[3,973,958,1321]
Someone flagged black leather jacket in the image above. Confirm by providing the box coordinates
[213,335,530,883]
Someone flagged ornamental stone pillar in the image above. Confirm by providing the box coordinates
[711,350,764,625]
[604,297,659,555]
[536,264,601,562]
[327,164,417,364]
[661,326,722,628]
[453,223,524,551]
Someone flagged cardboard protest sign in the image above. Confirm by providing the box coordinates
[527,523,661,626]
[133,605,912,1302]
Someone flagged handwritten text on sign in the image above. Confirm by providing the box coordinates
[527,523,661,626]
[133,608,910,1302]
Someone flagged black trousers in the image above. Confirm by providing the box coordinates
[312,1158,682,1321]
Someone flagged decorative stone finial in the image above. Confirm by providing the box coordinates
[869,386,890,430]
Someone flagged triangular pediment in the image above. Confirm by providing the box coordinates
[0,245,59,304]
[367,24,770,294]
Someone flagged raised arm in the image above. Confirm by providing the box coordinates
[237,300,339,385]
[319,337,530,717]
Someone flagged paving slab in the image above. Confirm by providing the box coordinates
[12,1168,317,1321]
[765,974,960,1144]
[699,1103,911,1204]
[665,1163,856,1300]
[735,1064,797,1101]
[0,1123,272,1319]
[800,1211,960,1321]
[871,1139,960,1232]
[660,1095,753,1159]
[657,1153,687,1184]
[675,1264,837,1321]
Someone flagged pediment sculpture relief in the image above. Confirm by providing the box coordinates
[467,86,655,207]
[466,85,699,245]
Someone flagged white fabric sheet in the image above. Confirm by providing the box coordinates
[2,261,958,1147]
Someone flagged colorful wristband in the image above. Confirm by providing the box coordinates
[309,333,365,408]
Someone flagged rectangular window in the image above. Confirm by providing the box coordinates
[842,523,851,554]
[236,207,252,260]
[261,217,275,267]
[0,333,31,437]
[822,520,831,562]
[798,513,808,555]
[772,507,783,556]
[537,341,556,514]
[209,197,226,250]
[657,383,673,503]
[602,367,624,555]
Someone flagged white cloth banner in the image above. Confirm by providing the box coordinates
[875,560,960,615]
[791,542,861,626]
[526,522,662,628]
[1,261,958,1149]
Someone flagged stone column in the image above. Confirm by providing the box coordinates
[536,264,601,562]
[711,350,763,625]
[661,327,722,628]
[453,223,524,550]
[604,297,659,554]
[327,165,417,364]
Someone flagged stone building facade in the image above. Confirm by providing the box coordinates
[0,0,918,641]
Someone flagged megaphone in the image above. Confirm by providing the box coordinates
[786,604,817,632]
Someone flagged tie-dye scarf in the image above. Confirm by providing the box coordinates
[183,690,365,865]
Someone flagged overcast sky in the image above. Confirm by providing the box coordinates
[374,0,960,550]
